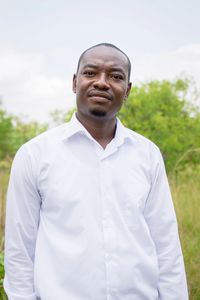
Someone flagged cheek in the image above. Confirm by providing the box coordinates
[76,86,87,100]
[115,86,127,99]
[76,82,91,96]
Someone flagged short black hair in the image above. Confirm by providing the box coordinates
[76,43,131,81]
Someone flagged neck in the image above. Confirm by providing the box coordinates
[76,112,117,149]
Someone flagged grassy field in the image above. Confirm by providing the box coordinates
[170,168,200,299]
[0,166,8,300]
[0,167,199,299]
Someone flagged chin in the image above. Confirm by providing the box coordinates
[89,108,107,117]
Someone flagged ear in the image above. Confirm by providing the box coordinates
[72,74,77,93]
[125,82,132,100]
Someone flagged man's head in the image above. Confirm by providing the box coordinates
[73,43,132,121]
[76,43,131,82]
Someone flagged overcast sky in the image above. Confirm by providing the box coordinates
[0,0,200,122]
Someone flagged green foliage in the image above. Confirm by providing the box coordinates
[0,109,14,160]
[0,252,7,300]
[11,117,48,155]
[49,108,76,126]
[170,168,200,299]
[0,288,7,300]
[0,104,47,161]
[0,252,4,286]
[118,78,200,172]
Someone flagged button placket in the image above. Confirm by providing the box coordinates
[100,158,118,298]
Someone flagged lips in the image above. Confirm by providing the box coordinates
[88,90,112,100]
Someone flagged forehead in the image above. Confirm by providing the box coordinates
[79,46,129,73]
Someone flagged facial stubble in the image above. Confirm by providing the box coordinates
[89,108,107,117]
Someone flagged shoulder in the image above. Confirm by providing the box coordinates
[26,123,69,145]
[15,122,70,163]
[124,127,166,181]
[11,122,71,179]
[123,126,164,168]
[125,127,160,153]
[25,122,69,149]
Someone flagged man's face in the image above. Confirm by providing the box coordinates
[73,46,132,121]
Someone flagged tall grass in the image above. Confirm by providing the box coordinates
[170,168,200,299]
[0,166,9,300]
[0,167,199,299]
[0,166,9,252]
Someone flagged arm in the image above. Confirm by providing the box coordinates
[144,148,188,300]
[4,145,41,300]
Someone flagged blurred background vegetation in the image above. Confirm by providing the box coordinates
[0,77,200,299]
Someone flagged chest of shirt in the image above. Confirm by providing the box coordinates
[36,140,151,230]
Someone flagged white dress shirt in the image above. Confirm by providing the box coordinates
[4,113,188,300]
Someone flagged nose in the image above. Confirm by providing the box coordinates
[93,73,109,90]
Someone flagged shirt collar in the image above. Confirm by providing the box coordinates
[114,117,134,147]
[62,112,134,146]
[62,112,89,140]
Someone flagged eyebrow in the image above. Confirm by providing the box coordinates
[109,67,126,75]
[82,64,126,75]
[82,64,99,69]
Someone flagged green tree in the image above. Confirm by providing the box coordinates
[0,104,47,161]
[49,108,76,126]
[118,78,200,172]
[11,117,47,156]
[0,107,14,160]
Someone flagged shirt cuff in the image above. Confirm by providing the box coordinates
[4,292,38,300]
[4,276,38,300]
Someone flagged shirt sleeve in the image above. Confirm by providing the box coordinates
[4,144,41,300]
[144,147,188,300]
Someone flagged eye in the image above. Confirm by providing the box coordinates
[83,70,95,77]
[111,73,124,80]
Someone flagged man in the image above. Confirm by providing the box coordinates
[4,43,188,300]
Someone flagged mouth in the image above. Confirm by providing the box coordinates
[88,91,112,101]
